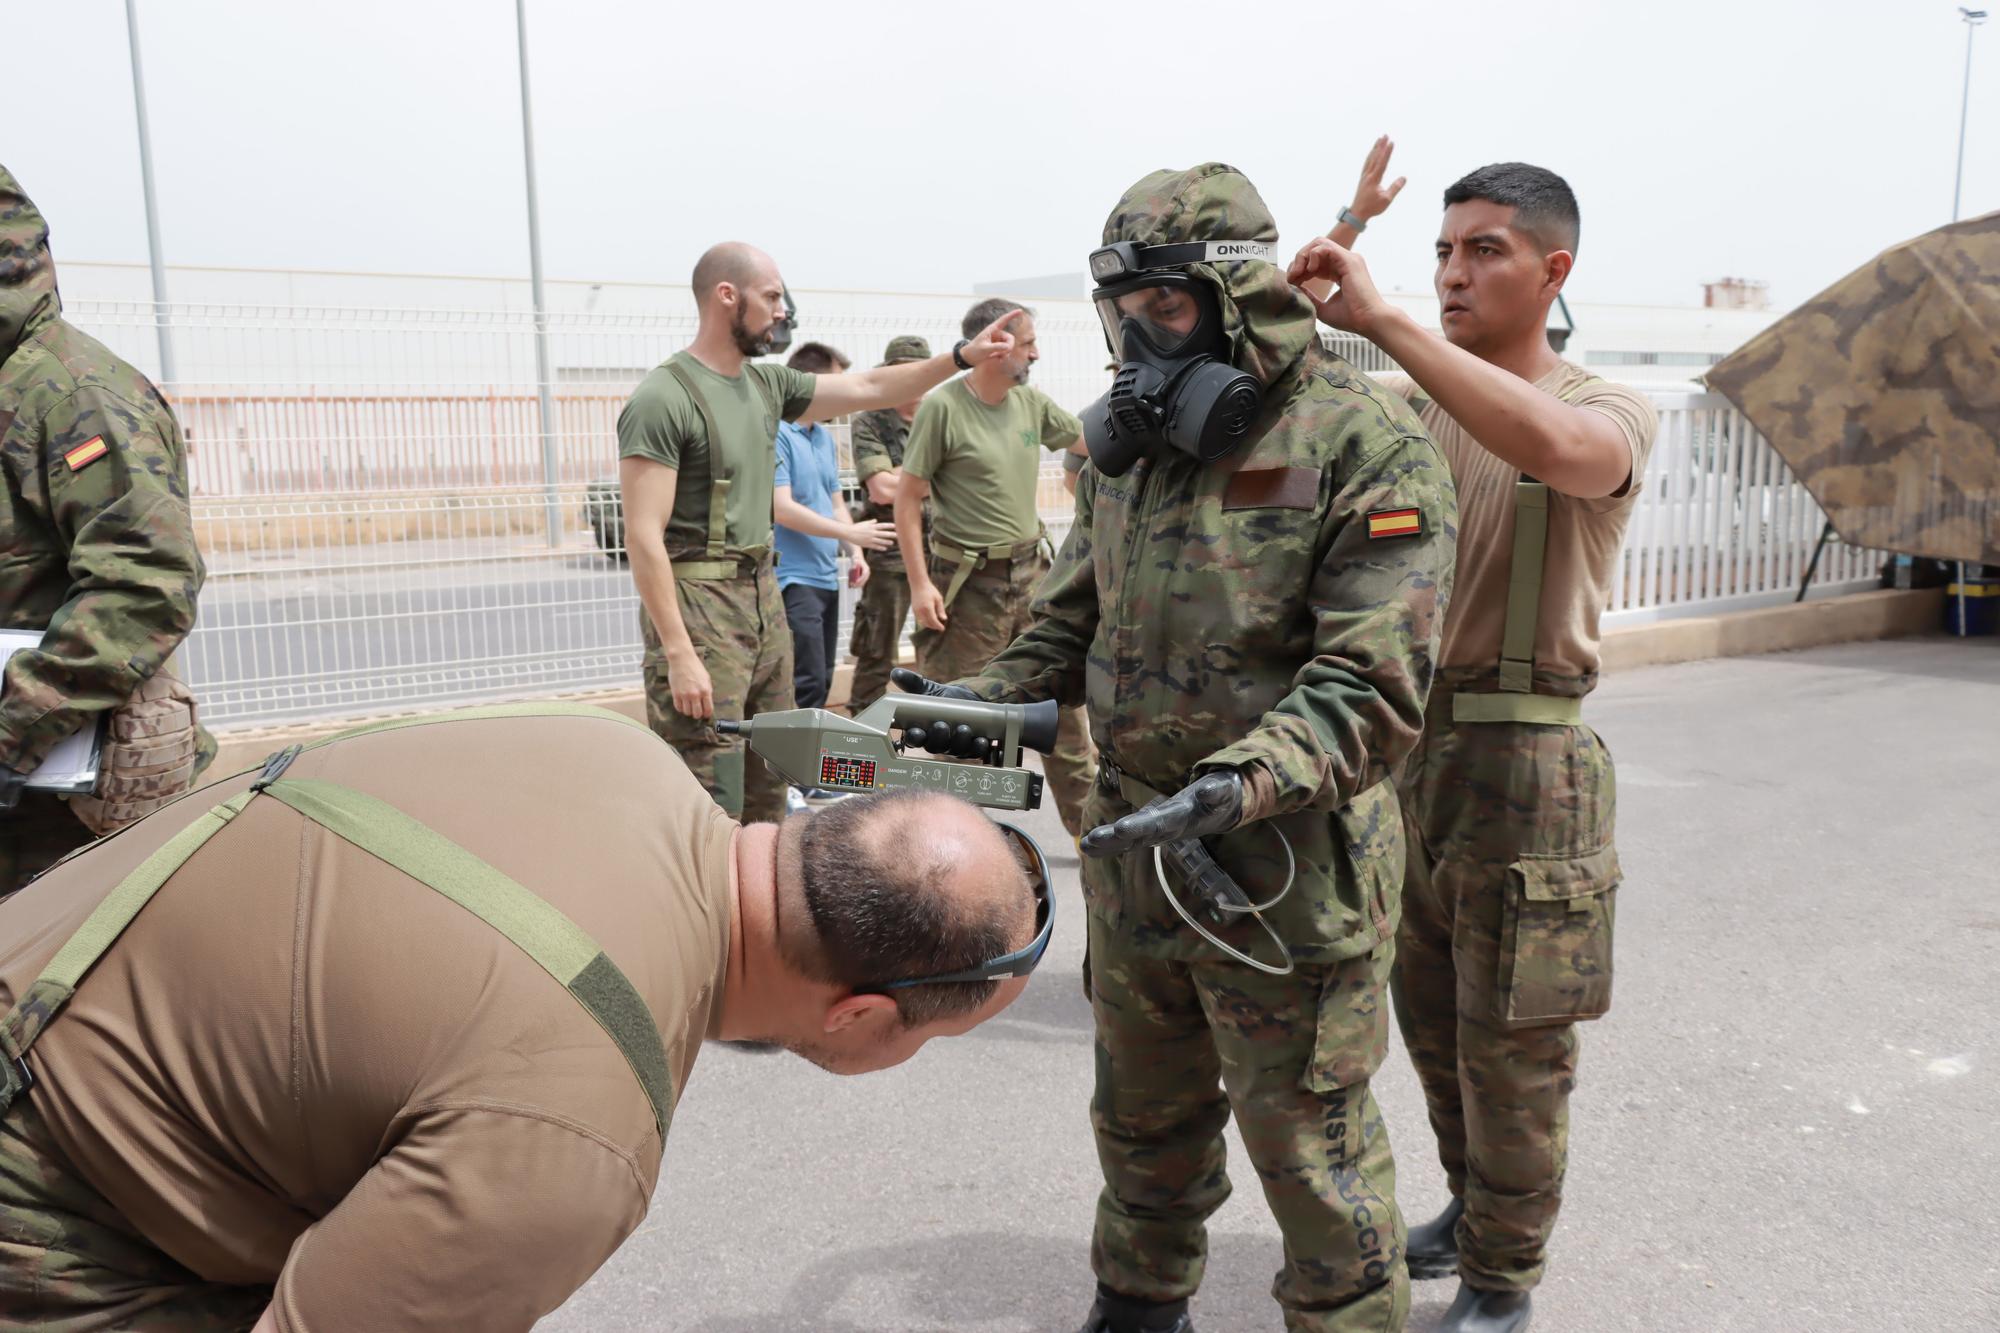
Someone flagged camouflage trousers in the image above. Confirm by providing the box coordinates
[641,563,794,824]
[913,546,1095,838]
[0,1098,268,1331]
[1392,673,1619,1292]
[846,560,911,715]
[1087,905,1409,1331]
[0,794,96,898]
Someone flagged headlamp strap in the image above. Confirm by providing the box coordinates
[1135,239,1276,268]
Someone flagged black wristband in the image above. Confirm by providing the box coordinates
[950,339,971,371]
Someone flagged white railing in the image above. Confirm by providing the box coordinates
[1604,391,1877,626]
[61,304,1878,730]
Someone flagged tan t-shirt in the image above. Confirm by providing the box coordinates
[0,711,737,1331]
[1378,361,1658,681]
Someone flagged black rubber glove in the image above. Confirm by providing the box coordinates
[1080,770,1245,858]
[0,769,26,812]
[889,667,978,701]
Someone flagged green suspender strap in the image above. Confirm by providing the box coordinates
[0,713,674,1141]
[665,361,733,565]
[663,360,780,581]
[1450,376,1607,728]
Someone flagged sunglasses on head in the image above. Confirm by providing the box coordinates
[867,821,1054,992]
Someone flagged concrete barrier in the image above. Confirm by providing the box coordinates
[1599,588,1944,674]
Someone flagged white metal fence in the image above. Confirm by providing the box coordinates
[63,303,1878,731]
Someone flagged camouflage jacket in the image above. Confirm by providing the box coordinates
[0,166,204,775]
[960,163,1456,960]
[849,405,924,568]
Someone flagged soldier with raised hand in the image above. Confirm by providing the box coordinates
[893,298,1096,840]
[1292,156,1659,1333]
[0,165,207,894]
[618,245,1022,823]
[899,162,1456,1333]
[844,335,931,715]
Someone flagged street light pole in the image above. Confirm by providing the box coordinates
[1951,7,1986,628]
[515,0,564,547]
[1952,9,1984,220]
[123,0,175,390]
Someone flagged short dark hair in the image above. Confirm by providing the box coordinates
[1442,163,1580,256]
[962,297,1028,342]
[791,791,1023,1027]
[786,341,849,374]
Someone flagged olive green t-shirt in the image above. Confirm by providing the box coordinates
[901,379,1081,550]
[616,351,817,557]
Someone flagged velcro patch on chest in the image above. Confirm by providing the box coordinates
[63,436,109,472]
[1366,507,1423,540]
[1222,466,1319,511]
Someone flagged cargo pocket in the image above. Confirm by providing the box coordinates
[65,674,201,837]
[1303,950,1393,1093]
[1500,844,1619,1027]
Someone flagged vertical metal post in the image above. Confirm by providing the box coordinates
[1952,10,1984,222]
[1952,9,1986,621]
[516,0,563,546]
[124,0,175,389]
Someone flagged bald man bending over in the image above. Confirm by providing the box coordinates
[0,707,1045,1331]
[620,243,1026,822]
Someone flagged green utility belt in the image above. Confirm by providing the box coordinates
[1450,693,1584,726]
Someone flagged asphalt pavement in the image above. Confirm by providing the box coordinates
[542,636,2000,1332]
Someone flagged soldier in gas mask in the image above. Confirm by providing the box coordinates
[897,163,1457,1332]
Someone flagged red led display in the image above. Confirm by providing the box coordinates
[819,755,878,789]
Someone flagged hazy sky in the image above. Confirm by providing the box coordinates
[10,0,1997,310]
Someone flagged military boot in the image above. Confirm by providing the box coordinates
[1407,1195,1464,1280]
[1076,1285,1194,1333]
[1438,1283,1531,1333]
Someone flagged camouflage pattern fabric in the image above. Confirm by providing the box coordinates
[916,545,1095,839]
[959,162,1456,963]
[64,671,203,838]
[846,561,911,715]
[850,405,921,571]
[0,1098,269,1331]
[1393,667,1619,1293]
[1704,209,2000,566]
[0,165,208,889]
[1087,900,1408,1331]
[955,163,1455,1325]
[848,405,928,712]
[876,335,931,366]
[640,564,793,823]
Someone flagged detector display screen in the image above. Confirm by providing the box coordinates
[819,754,878,790]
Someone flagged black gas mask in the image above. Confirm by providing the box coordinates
[764,285,798,356]
[1081,239,1269,478]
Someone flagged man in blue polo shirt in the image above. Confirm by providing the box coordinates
[773,342,891,717]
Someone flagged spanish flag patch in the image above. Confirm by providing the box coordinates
[63,437,108,472]
[1366,507,1422,540]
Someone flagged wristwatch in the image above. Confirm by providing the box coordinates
[1337,205,1369,233]
[950,339,971,371]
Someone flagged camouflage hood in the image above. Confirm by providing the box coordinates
[0,164,60,363]
[1100,162,1316,391]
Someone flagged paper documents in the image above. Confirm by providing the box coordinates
[0,628,103,794]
